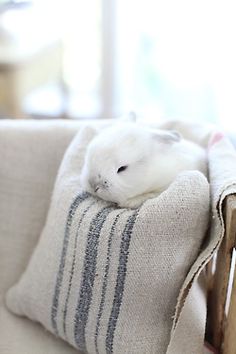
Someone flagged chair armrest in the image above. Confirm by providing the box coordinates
[208,194,236,352]
[221,195,236,354]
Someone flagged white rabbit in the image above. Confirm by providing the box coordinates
[80,122,207,208]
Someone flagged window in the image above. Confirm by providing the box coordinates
[3,0,236,127]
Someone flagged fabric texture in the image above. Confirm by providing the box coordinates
[0,119,111,301]
[6,125,209,354]
[0,120,102,354]
[0,303,80,354]
[166,130,236,354]
[0,119,84,301]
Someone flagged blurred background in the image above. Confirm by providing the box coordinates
[0,0,235,127]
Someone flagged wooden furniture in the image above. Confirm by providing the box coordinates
[208,194,236,353]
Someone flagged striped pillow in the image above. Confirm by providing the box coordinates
[6,126,210,354]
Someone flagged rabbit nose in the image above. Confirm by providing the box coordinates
[89,178,100,193]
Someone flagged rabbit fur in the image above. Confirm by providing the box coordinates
[80,122,207,208]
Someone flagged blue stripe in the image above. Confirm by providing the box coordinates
[94,210,126,354]
[63,201,96,339]
[74,206,114,351]
[51,192,90,335]
[106,209,139,354]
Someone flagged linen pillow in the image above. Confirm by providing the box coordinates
[6,126,210,354]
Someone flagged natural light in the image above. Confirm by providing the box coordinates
[1,0,236,127]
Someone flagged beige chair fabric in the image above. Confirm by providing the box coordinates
[0,120,83,354]
[0,304,79,354]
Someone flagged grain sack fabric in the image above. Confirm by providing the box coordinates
[5,126,210,354]
[166,131,236,354]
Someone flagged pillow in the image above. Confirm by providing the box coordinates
[6,126,210,354]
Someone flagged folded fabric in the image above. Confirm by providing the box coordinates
[166,131,236,354]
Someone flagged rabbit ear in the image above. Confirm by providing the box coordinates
[78,125,98,145]
[152,130,182,144]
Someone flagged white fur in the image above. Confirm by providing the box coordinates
[80,122,207,208]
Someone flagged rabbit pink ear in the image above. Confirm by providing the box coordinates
[208,131,224,148]
[152,130,181,144]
